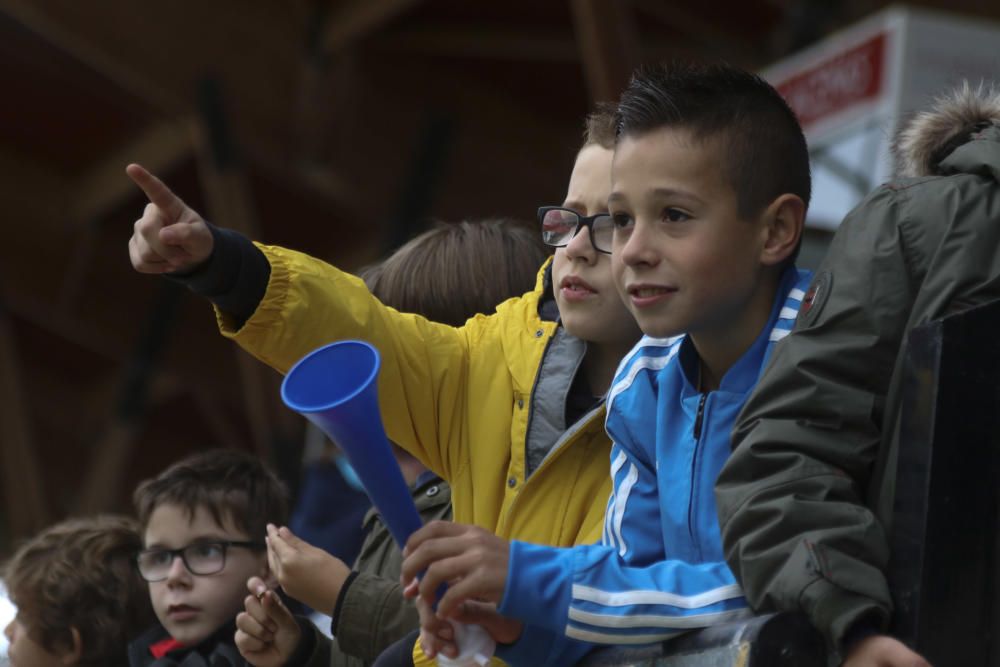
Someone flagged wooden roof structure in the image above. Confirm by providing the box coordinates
[1,0,995,550]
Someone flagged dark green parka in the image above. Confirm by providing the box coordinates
[715,84,1000,661]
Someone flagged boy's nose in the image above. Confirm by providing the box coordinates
[4,619,15,641]
[564,225,597,261]
[618,220,660,266]
[164,553,191,584]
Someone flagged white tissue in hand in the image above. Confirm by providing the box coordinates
[435,621,496,667]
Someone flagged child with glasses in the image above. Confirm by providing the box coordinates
[3,515,154,667]
[128,449,328,666]
[125,106,641,667]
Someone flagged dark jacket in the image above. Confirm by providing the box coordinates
[715,84,1000,661]
[130,618,329,667]
[294,474,452,667]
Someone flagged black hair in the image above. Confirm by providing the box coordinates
[616,62,811,224]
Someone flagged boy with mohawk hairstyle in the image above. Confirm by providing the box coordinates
[129,449,328,666]
[400,61,813,666]
[716,83,1000,667]
[3,515,154,667]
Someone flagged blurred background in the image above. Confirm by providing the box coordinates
[0,0,998,596]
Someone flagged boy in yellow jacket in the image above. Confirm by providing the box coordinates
[127,108,641,665]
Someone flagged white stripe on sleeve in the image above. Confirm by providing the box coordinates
[612,463,639,557]
[568,606,753,630]
[572,583,744,609]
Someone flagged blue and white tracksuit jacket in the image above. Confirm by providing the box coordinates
[496,267,812,666]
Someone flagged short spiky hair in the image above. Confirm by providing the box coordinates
[616,62,811,220]
[134,449,289,542]
[3,515,154,667]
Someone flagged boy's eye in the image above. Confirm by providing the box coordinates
[611,213,633,229]
[188,543,224,559]
[664,208,690,223]
[146,550,173,566]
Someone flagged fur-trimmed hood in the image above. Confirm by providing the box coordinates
[894,82,1000,178]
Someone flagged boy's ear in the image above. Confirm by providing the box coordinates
[758,193,805,266]
[60,627,83,665]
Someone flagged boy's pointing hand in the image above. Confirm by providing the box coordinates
[126,163,214,274]
[400,521,510,620]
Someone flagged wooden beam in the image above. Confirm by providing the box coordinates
[1,290,129,361]
[0,0,181,112]
[76,373,186,514]
[0,305,48,539]
[191,387,250,452]
[0,1,303,154]
[321,0,422,52]
[632,0,762,67]
[193,78,277,461]
[371,25,580,62]
[78,283,184,513]
[570,0,641,104]
[0,147,66,224]
[71,118,196,227]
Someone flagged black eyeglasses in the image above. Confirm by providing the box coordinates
[538,206,614,254]
[135,540,265,582]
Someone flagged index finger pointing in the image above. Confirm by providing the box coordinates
[126,163,186,220]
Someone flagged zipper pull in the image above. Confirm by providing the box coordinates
[693,393,707,439]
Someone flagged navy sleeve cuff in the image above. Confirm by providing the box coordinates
[841,613,884,656]
[166,223,269,326]
[331,570,361,634]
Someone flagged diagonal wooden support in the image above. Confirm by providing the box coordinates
[78,281,183,513]
[70,118,196,229]
[321,0,423,53]
[193,77,280,461]
[570,0,641,104]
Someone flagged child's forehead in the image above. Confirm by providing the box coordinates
[143,501,248,545]
[611,128,733,199]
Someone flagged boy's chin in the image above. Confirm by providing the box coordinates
[633,317,681,340]
[161,618,216,647]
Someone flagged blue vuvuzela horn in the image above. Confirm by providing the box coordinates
[281,340,423,549]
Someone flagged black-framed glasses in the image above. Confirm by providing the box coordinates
[135,540,265,582]
[538,206,614,254]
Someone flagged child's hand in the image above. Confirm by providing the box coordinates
[417,599,517,661]
[235,577,301,667]
[266,523,350,613]
[400,521,510,619]
[843,635,932,667]
[450,600,523,645]
[416,595,457,660]
[126,163,214,274]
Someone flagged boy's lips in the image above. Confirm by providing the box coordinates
[167,604,200,620]
[560,275,598,302]
[627,283,677,307]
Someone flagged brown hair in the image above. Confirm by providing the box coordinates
[133,449,289,543]
[583,102,618,150]
[363,219,549,327]
[3,515,154,666]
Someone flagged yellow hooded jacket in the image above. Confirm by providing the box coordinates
[218,244,612,551]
